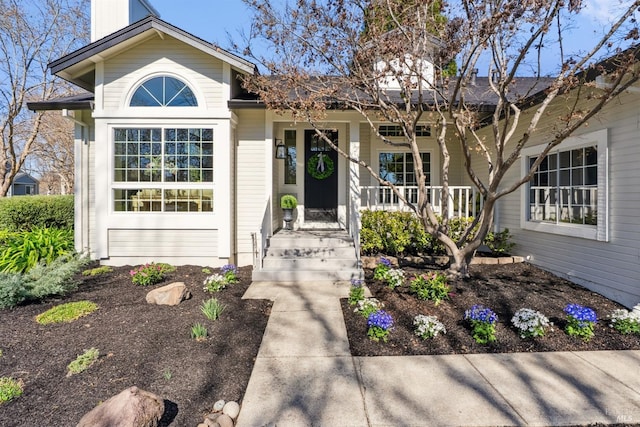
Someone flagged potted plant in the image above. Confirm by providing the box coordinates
[280,194,297,230]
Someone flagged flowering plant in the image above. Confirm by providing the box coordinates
[220,264,239,284]
[354,298,383,318]
[367,310,394,342]
[372,257,392,280]
[511,308,551,338]
[414,314,446,339]
[464,305,498,344]
[410,271,450,305]
[129,262,165,286]
[608,305,640,335]
[348,279,365,306]
[564,303,597,341]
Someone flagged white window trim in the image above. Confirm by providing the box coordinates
[108,125,217,226]
[520,128,608,241]
[376,148,439,186]
[124,72,204,111]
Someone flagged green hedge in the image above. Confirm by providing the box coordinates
[360,210,513,256]
[0,195,74,232]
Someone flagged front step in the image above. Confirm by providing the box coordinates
[252,229,363,282]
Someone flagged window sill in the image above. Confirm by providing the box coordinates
[522,220,598,240]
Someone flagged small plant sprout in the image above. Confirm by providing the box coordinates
[608,305,640,335]
[67,348,99,376]
[0,377,23,404]
[348,278,365,306]
[367,310,394,342]
[191,323,208,341]
[201,298,225,321]
[564,303,597,342]
[465,305,499,344]
[414,315,446,339]
[162,368,172,381]
[354,298,383,319]
[511,308,551,339]
[410,271,450,305]
[35,301,98,325]
[202,267,212,274]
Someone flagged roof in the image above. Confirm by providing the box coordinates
[27,92,94,111]
[49,15,257,91]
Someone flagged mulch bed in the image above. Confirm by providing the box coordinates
[343,262,640,356]
[0,264,271,427]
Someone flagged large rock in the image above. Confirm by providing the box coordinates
[145,282,191,306]
[76,386,164,427]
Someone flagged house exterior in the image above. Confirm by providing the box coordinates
[29,0,640,308]
[8,172,39,197]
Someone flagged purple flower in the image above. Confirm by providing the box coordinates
[564,303,597,325]
[350,278,364,287]
[368,310,394,330]
[379,257,391,267]
[221,264,237,275]
[464,305,498,325]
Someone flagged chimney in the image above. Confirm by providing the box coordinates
[470,68,478,85]
[491,70,501,83]
[90,0,159,42]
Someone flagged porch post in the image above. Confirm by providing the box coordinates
[348,121,361,252]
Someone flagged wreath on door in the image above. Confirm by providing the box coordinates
[307,153,334,180]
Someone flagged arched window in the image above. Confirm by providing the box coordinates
[130,76,198,107]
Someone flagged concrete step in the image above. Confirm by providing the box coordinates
[252,269,362,282]
[266,246,356,258]
[268,236,354,249]
[262,257,358,270]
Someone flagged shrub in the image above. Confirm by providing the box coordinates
[280,194,298,209]
[367,310,394,342]
[609,306,640,335]
[409,271,450,305]
[413,314,446,339]
[0,195,74,232]
[0,227,74,273]
[511,308,551,338]
[464,305,498,344]
[360,210,514,256]
[36,301,98,325]
[67,348,99,376]
[190,323,208,341]
[0,377,23,404]
[201,298,225,321]
[0,255,88,309]
[564,303,597,341]
[129,263,166,286]
[82,265,113,276]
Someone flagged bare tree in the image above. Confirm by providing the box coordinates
[240,0,640,276]
[33,111,74,195]
[0,0,88,196]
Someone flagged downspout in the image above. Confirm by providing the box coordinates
[62,109,90,256]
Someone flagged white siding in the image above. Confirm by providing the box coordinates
[102,36,224,112]
[496,90,640,307]
[107,229,218,264]
[236,110,268,263]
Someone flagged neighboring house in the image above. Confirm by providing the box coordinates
[28,0,640,307]
[8,172,39,197]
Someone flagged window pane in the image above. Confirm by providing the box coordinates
[284,130,296,185]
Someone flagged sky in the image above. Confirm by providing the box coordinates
[150,0,637,75]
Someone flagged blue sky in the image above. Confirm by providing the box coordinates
[150,0,637,75]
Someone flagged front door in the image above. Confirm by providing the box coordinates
[304,130,338,221]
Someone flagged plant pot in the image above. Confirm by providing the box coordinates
[283,208,294,230]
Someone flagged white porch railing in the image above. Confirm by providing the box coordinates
[360,186,483,218]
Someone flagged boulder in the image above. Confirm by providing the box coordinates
[145,282,191,306]
[216,414,234,427]
[76,386,164,427]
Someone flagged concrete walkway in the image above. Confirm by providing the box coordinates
[236,281,640,426]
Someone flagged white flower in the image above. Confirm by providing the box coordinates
[511,308,550,338]
[414,314,446,339]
